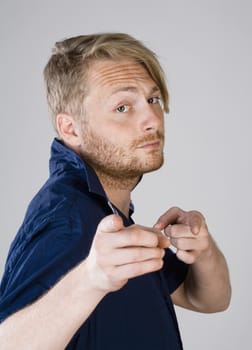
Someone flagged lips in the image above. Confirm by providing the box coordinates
[137,140,161,149]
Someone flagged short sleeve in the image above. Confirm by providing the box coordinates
[162,248,189,294]
[0,214,92,323]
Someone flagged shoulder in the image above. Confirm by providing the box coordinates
[3,175,109,285]
[24,173,108,234]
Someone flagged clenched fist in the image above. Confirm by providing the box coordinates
[154,207,211,264]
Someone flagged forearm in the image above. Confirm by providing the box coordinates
[0,261,106,350]
[184,237,231,313]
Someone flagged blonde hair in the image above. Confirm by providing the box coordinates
[44,33,169,131]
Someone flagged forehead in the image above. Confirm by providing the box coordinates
[86,59,156,93]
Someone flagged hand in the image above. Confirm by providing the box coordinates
[85,215,170,293]
[154,207,211,264]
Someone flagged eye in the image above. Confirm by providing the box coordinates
[116,105,129,113]
[148,96,162,105]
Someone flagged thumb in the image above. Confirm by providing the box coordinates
[97,214,124,233]
[153,207,185,230]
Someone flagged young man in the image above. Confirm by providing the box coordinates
[0,33,231,349]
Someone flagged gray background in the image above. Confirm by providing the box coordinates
[0,0,251,348]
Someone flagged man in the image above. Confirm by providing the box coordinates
[0,33,231,349]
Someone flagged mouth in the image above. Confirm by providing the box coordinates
[137,140,161,149]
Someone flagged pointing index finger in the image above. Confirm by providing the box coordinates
[187,211,205,235]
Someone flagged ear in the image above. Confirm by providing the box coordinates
[56,113,81,147]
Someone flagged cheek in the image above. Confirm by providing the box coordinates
[102,123,135,145]
[85,111,138,148]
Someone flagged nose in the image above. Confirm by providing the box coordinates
[140,103,163,134]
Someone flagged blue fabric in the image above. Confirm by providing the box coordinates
[0,138,188,349]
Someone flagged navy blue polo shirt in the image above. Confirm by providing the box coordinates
[0,139,188,349]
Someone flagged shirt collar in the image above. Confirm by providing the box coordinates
[49,138,107,199]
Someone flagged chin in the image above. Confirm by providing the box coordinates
[142,158,164,174]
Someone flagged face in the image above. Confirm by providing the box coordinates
[78,59,165,182]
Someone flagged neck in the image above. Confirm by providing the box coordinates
[95,171,139,218]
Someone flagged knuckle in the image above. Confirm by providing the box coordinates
[170,237,178,247]
[202,238,210,251]
[187,255,196,264]
[153,258,164,271]
[174,239,182,250]
[131,262,143,276]
[160,248,166,258]
[191,210,205,222]
[202,227,209,238]
[151,248,163,259]
[129,226,141,245]
[152,235,159,247]
[159,258,164,269]
[150,259,163,272]
[171,206,180,212]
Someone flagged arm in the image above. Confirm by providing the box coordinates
[0,215,168,349]
[0,261,106,350]
[154,207,231,313]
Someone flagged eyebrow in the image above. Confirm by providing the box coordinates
[110,85,161,96]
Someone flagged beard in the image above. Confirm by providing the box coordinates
[78,123,164,187]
